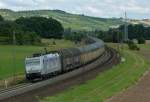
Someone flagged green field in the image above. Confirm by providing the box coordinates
[41,46,150,102]
[138,44,150,50]
[0,39,75,80]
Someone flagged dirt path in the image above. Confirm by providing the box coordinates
[107,49,150,102]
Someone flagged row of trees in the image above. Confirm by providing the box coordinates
[63,24,150,44]
[63,28,87,44]
[91,24,150,43]
[119,24,150,40]
[0,14,149,45]
[0,15,64,45]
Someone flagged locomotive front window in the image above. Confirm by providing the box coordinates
[26,60,40,66]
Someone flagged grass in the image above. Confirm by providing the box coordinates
[0,39,75,80]
[41,47,150,102]
[138,44,150,50]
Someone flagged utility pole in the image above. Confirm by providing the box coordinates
[124,12,128,42]
[13,30,16,81]
[117,30,120,52]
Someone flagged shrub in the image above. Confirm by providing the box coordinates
[138,37,145,44]
[128,40,140,51]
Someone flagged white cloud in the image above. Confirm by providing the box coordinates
[0,0,149,19]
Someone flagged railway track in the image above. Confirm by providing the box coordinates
[0,83,31,93]
[0,47,119,101]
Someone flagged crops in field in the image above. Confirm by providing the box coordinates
[41,48,150,102]
[0,39,75,80]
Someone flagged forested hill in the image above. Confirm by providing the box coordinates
[0,9,123,31]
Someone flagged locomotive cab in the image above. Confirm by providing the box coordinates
[25,56,43,80]
[25,52,62,81]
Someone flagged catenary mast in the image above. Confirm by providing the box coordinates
[124,12,128,41]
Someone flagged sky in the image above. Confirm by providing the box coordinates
[0,0,149,19]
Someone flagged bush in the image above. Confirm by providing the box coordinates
[0,31,41,45]
[15,31,41,45]
[0,36,10,44]
[138,37,145,44]
[128,40,140,51]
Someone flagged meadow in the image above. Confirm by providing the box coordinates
[41,44,150,102]
[0,39,75,80]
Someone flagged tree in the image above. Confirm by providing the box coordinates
[63,28,72,40]
[0,21,17,38]
[0,15,4,21]
[0,20,41,45]
[12,31,41,45]
[15,17,64,39]
[144,27,150,39]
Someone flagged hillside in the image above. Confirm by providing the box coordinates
[0,9,123,31]
[130,19,150,27]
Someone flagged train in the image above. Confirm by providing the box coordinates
[25,37,106,81]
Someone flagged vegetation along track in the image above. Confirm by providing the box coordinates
[0,47,120,101]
